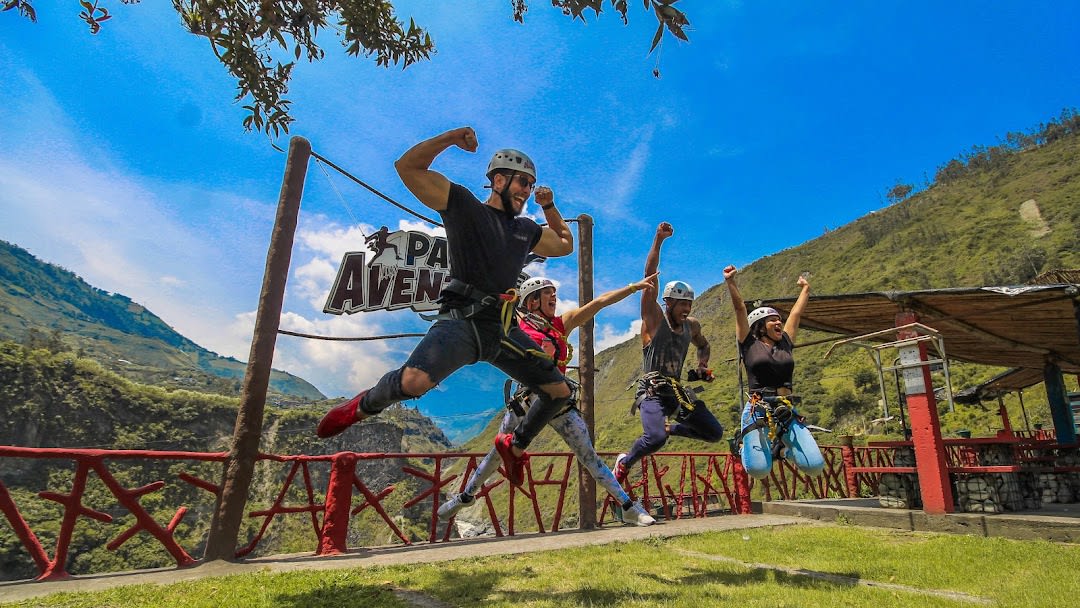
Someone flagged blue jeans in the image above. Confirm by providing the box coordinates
[362,318,567,448]
[623,395,724,468]
[739,401,824,479]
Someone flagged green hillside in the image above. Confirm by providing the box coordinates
[0,240,324,401]
[0,340,453,580]
[465,110,1080,457]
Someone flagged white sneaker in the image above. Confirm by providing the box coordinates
[437,493,475,521]
[622,501,656,527]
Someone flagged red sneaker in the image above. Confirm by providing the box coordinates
[613,453,629,484]
[494,432,529,487]
[317,391,368,438]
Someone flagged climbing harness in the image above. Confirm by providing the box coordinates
[421,279,554,364]
[503,378,579,418]
[629,371,703,422]
[421,279,513,323]
[519,312,574,369]
[733,392,825,462]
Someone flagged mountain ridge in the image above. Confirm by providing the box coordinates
[0,239,325,401]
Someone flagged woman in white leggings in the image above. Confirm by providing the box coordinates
[439,273,659,526]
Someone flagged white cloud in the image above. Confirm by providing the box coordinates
[603,126,655,221]
[271,311,404,396]
[596,319,642,353]
[397,219,445,237]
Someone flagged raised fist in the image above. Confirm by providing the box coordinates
[534,186,553,207]
[452,127,478,152]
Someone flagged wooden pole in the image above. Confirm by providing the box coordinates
[204,136,310,560]
[576,214,597,529]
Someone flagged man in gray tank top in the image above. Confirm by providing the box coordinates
[613,222,725,488]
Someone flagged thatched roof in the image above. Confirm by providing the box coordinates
[765,283,1080,376]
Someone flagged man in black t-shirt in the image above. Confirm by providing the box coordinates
[317,127,575,487]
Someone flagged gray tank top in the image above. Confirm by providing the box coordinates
[643,318,692,380]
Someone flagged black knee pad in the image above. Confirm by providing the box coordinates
[363,367,416,414]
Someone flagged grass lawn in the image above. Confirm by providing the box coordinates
[4,523,1077,607]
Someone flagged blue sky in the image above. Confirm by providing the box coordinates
[2,2,1078,441]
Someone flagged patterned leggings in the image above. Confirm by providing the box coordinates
[461,403,631,506]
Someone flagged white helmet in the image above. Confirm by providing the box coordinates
[519,277,555,304]
[748,306,781,327]
[486,149,536,180]
[662,280,694,301]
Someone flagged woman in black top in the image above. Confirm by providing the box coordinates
[724,265,824,479]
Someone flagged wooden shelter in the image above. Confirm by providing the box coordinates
[757,282,1080,513]
[764,284,1080,376]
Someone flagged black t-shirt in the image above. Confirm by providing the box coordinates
[739,332,795,391]
[439,183,542,319]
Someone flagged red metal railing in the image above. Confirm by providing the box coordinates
[0,441,868,582]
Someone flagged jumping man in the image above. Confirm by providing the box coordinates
[317,127,574,487]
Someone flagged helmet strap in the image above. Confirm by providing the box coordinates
[496,171,518,218]
[665,303,681,328]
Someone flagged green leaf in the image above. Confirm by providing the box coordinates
[649,23,663,53]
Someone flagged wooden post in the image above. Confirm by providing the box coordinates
[576,214,597,529]
[204,136,310,560]
[896,311,954,513]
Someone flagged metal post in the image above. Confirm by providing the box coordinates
[896,311,954,513]
[997,395,1013,436]
[1018,390,1032,433]
[576,214,596,529]
[204,136,311,560]
[1044,362,1078,445]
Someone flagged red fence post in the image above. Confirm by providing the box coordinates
[839,435,859,498]
[0,480,49,575]
[318,452,356,556]
[731,454,752,515]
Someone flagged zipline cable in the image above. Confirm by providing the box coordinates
[310,149,443,227]
[277,329,425,341]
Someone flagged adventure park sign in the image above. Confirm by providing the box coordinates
[324,227,449,314]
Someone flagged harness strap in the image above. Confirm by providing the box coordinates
[505,379,579,418]
[733,418,770,447]
[520,312,574,368]
[734,394,810,452]
[630,372,699,417]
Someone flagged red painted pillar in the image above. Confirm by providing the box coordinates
[896,312,954,513]
[318,452,356,555]
[731,455,752,514]
[839,435,860,498]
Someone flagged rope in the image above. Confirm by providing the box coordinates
[310,149,443,227]
[277,329,425,341]
[313,155,364,233]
